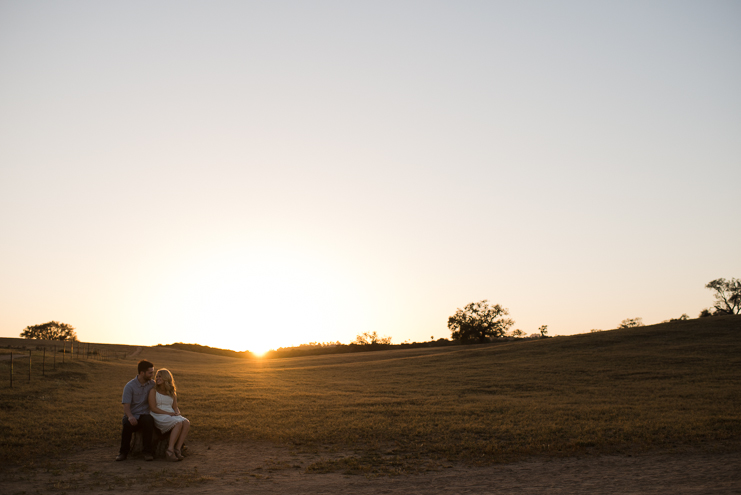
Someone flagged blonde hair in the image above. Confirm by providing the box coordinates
[155,368,177,397]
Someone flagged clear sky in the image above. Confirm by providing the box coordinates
[1,1,739,354]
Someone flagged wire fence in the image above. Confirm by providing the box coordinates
[0,341,130,388]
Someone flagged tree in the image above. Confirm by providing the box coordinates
[510,328,525,338]
[618,317,644,329]
[20,321,77,340]
[539,325,548,337]
[705,278,741,315]
[352,331,391,345]
[448,300,514,343]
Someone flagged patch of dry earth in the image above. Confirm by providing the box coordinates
[1,441,739,494]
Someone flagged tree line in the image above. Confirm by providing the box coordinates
[17,277,738,355]
[448,277,739,342]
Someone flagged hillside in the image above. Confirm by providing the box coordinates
[0,315,739,471]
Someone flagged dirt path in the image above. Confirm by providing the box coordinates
[2,442,739,494]
[128,346,144,358]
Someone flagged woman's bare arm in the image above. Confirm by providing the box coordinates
[148,389,176,416]
[172,394,181,415]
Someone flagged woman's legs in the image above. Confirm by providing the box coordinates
[175,420,190,451]
[167,422,183,452]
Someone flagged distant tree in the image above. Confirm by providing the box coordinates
[618,317,644,329]
[668,313,690,322]
[510,328,525,338]
[590,329,602,333]
[448,300,514,343]
[699,308,714,318]
[539,325,548,337]
[20,321,77,340]
[705,278,741,315]
[352,331,392,345]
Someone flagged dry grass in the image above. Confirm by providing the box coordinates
[1,315,739,473]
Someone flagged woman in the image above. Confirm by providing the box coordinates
[148,368,190,462]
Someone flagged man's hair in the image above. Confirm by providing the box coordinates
[138,360,154,374]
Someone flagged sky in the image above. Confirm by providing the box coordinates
[1,1,739,354]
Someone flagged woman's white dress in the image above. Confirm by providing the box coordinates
[151,391,188,433]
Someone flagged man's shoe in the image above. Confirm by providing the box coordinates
[115,453,127,461]
[144,453,154,461]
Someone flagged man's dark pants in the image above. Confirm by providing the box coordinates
[119,414,154,455]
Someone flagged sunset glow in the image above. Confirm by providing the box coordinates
[0,2,739,349]
[143,242,373,354]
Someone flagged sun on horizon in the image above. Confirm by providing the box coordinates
[141,244,374,355]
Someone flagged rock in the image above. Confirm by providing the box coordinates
[129,428,184,459]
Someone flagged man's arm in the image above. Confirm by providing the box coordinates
[123,403,138,426]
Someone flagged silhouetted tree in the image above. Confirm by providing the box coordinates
[352,331,392,345]
[448,300,514,343]
[539,325,548,337]
[705,278,741,315]
[618,317,644,329]
[671,314,690,321]
[20,321,77,340]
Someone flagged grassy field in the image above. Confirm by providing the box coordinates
[1,315,739,473]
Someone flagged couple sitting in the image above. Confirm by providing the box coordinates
[116,360,191,462]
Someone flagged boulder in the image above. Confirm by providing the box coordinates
[129,428,185,459]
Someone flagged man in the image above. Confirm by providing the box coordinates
[116,359,155,461]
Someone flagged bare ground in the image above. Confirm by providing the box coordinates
[2,441,740,494]
[128,346,144,358]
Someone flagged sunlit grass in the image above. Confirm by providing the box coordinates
[1,315,739,472]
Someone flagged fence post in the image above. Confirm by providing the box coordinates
[42,347,46,377]
[54,345,56,370]
[63,342,65,364]
[28,349,32,383]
